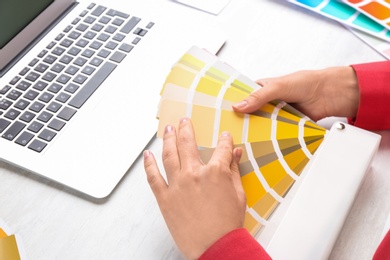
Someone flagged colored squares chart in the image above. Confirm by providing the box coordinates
[157,46,327,236]
[288,0,390,42]
[342,0,390,29]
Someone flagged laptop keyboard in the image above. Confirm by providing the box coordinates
[0,3,154,153]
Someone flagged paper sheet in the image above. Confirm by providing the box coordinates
[172,0,231,15]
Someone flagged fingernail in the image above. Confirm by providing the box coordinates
[235,147,243,159]
[143,150,151,159]
[233,100,247,109]
[165,125,173,133]
[180,117,188,124]
[221,131,230,137]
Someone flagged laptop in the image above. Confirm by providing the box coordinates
[0,0,226,198]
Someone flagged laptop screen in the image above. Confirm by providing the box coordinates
[0,0,74,74]
[0,0,54,49]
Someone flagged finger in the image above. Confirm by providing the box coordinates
[162,125,180,183]
[232,78,284,113]
[209,131,234,166]
[231,147,245,196]
[144,150,168,199]
[176,118,201,169]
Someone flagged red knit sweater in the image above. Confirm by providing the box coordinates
[199,61,390,260]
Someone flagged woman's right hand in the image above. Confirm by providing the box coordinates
[233,66,360,122]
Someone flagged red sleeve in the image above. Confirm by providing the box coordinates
[351,60,390,258]
[349,61,390,130]
[373,230,390,259]
[198,228,271,260]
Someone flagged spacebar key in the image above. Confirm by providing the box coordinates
[69,62,117,109]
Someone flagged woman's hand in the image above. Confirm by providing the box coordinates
[144,118,246,259]
[233,66,360,121]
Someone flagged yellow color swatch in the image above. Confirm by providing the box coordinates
[247,116,272,143]
[241,171,266,207]
[283,148,309,175]
[260,159,287,190]
[0,228,7,238]
[196,75,223,97]
[157,100,187,138]
[223,87,248,102]
[252,192,279,219]
[163,65,196,90]
[276,121,299,140]
[192,105,216,146]
[219,110,244,144]
[244,212,262,236]
[0,235,20,260]
[273,174,295,197]
[179,53,205,71]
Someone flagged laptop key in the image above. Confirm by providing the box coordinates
[97,49,111,58]
[7,90,22,100]
[19,111,36,123]
[109,51,126,63]
[48,118,66,131]
[47,101,62,113]
[38,92,54,103]
[14,99,30,110]
[15,131,34,146]
[0,85,11,95]
[28,139,47,152]
[4,109,20,120]
[42,72,57,82]
[59,55,73,64]
[121,17,141,34]
[107,9,129,19]
[16,81,32,91]
[29,101,45,113]
[34,63,49,73]
[99,16,111,24]
[37,111,53,123]
[38,129,56,142]
[0,118,11,133]
[57,106,76,121]
[0,99,13,110]
[91,5,107,17]
[2,121,26,141]
[28,121,44,133]
[69,62,116,108]
[33,81,48,91]
[119,43,133,53]
[19,67,30,76]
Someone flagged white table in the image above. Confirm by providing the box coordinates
[1,0,389,259]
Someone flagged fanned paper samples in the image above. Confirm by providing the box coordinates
[156,46,327,236]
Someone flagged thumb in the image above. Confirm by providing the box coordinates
[232,79,281,113]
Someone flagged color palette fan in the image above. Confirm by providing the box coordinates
[287,0,390,42]
[0,218,25,260]
[156,46,328,235]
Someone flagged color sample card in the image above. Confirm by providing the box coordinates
[157,46,328,236]
[0,218,24,260]
[287,0,390,42]
[349,26,390,59]
[342,0,390,30]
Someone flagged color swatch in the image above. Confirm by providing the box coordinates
[287,0,390,42]
[156,46,328,236]
[342,0,390,30]
[0,218,24,260]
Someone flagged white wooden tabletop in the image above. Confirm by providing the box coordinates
[1,0,389,259]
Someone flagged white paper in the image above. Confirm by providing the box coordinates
[172,0,231,15]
